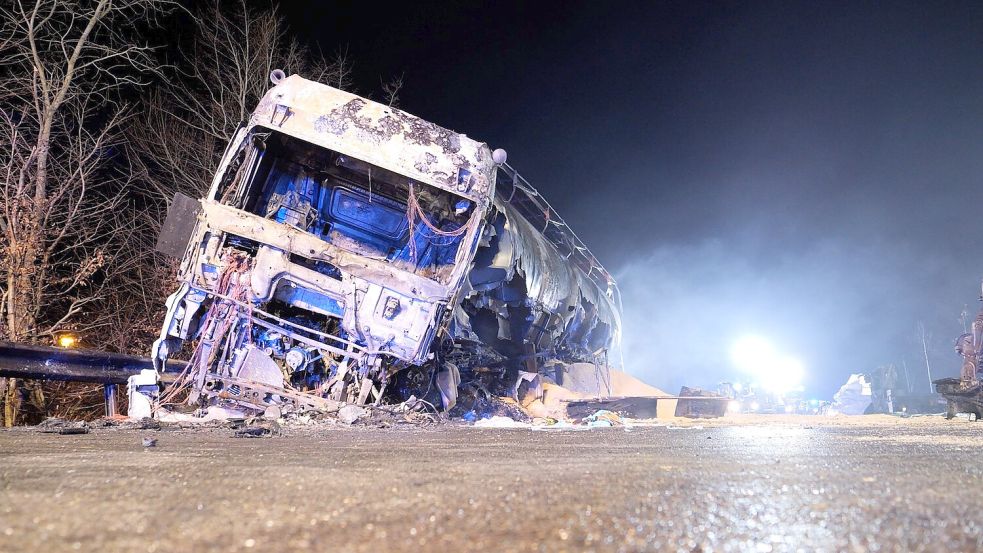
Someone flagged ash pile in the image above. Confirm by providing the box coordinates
[140,359,708,431]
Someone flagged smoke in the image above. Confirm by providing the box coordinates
[614,236,968,397]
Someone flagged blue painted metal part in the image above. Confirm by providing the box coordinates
[276,287,345,318]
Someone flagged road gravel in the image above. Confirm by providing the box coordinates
[1,415,981,552]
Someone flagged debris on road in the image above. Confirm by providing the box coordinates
[565,397,660,420]
[830,373,873,415]
[56,427,89,435]
[584,410,623,427]
[935,377,983,420]
[231,418,283,438]
[473,416,530,428]
[37,418,90,435]
[337,404,367,425]
[673,387,728,418]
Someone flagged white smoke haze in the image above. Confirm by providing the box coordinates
[614,237,971,397]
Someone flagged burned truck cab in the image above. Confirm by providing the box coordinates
[151,74,496,410]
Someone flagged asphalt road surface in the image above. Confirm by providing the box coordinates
[1,415,982,552]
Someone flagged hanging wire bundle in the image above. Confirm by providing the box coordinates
[158,255,253,407]
[404,183,475,263]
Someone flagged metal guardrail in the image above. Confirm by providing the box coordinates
[0,342,183,416]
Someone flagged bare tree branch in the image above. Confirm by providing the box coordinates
[381,73,404,108]
[0,0,177,426]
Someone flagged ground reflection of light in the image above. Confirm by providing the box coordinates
[723,426,812,455]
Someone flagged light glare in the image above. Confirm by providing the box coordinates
[730,335,805,394]
[55,333,78,348]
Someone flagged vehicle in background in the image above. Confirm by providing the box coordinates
[937,281,983,420]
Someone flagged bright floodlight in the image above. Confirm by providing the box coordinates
[730,335,776,371]
[730,335,804,394]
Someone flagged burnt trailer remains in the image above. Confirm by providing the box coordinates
[148,73,620,415]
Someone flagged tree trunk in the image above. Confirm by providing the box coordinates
[30,383,47,417]
[6,197,44,338]
[0,377,7,426]
[3,378,19,427]
[2,201,44,426]
[34,122,52,203]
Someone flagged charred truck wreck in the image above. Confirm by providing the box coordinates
[145,73,621,416]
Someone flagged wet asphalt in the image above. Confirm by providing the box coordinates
[1,415,982,552]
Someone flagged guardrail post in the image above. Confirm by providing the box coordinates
[104,384,118,417]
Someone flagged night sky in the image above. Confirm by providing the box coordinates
[281,1,983,397]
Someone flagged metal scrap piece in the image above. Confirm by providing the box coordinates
[203,374,343,414]
[37,418,91,434]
